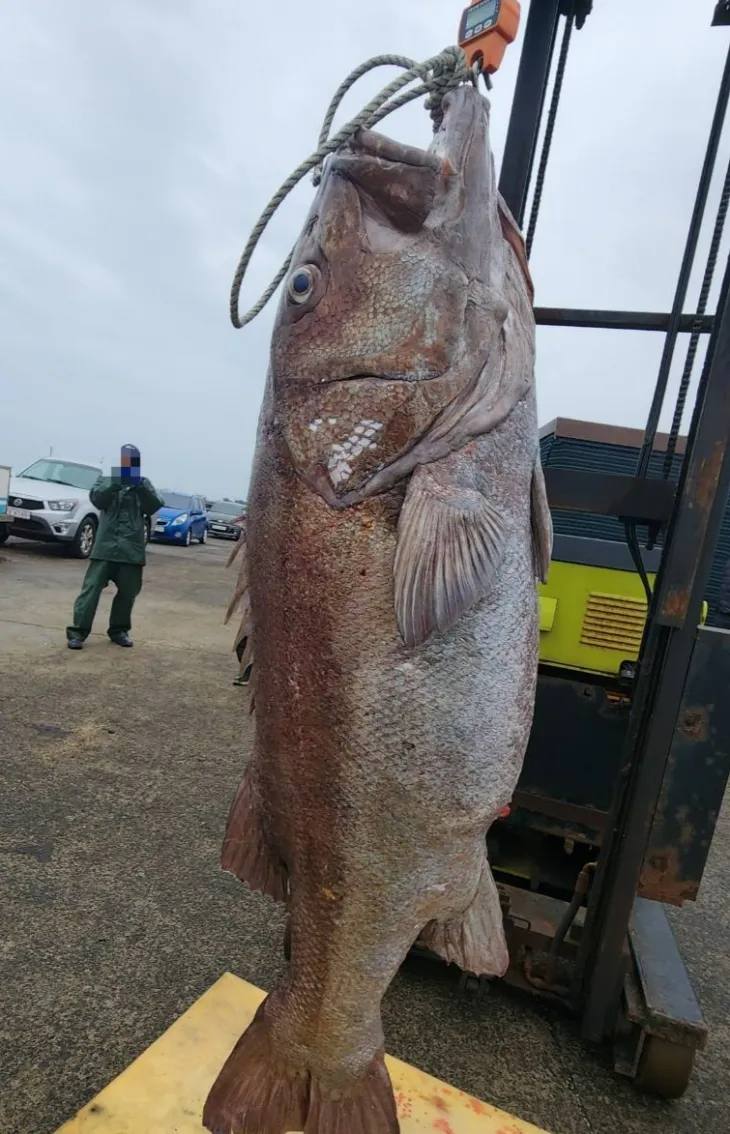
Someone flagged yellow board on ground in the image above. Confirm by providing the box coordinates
[55,972,553,1134]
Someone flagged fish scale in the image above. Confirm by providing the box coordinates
[204,84,551,1134]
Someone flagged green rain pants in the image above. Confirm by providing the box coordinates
[66,560,143,641]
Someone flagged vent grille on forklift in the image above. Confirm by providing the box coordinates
[580,592,647,653]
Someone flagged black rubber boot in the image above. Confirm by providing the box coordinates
[110,632,133,647]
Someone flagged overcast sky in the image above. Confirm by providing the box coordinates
[1,0,729,498]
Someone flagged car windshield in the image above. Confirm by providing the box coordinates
[19,459,101,491]
[210,501,242,516]
[162,492,192,511]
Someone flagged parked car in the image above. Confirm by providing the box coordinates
[0,465,10,540]
[0,457,105,558]
[206,500,245,540]
[150,491,208,546]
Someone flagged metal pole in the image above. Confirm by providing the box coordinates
[498,0,562,226]
[636,40,730,476]
[579,243,730,1041]
[533,308,715,333]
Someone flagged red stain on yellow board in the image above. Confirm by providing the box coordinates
[431,1094,449,1111]
[433,1120,456,1134]
[394,1090,413,1119]
[467,1097,489,1115]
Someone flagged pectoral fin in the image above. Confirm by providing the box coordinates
[394,463,506,649]
[531,458,553,583]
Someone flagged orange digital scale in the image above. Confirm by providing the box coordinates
[458,0,521,76]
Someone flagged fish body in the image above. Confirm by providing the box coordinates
[204,84,552,1134]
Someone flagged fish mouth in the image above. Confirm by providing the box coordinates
[338,129,446,172]
[330,130,452,235]
[328,86,485,235]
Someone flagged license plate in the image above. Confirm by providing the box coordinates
[155,522,166,531]
[8,506,31,520]
[212,524,227,531]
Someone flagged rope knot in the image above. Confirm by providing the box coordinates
[425,46,472,131]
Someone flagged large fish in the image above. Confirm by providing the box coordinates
[204,83,552,1134]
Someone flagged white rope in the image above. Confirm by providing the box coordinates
[229,45,475,329]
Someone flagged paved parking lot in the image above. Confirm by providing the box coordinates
[0,534,728,1134]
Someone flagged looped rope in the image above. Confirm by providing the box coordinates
[229,46,473,329]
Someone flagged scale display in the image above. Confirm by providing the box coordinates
[462,0,499,39]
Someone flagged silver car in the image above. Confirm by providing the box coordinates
[2,457,104,558]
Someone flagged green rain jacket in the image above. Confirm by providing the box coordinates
[89,476,164,565]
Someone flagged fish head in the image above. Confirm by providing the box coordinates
[269,84,533,506]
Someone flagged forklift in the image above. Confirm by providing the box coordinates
[427,0,730,1100]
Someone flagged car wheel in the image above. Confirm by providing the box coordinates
[0,528,9,545]
[183,528,192,547]
[71,515,97,559]
[199,527,207,545]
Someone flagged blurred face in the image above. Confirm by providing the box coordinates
[115,447,141,480]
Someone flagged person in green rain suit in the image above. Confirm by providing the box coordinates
[66,444,164,649]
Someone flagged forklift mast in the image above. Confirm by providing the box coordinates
[483,0,730,1095]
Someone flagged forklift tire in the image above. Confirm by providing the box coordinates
[0,528,8,545]
[283,918,291,963]
[635,1036,696,1099]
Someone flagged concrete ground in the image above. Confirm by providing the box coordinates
[0,534,728,1134]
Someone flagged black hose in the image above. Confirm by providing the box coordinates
[624,522,653,609]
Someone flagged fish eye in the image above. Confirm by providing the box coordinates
[287,266,318,305]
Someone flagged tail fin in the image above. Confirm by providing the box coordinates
[203,998,308,1134]
[203,997,399,1134]
[220,773,289,903]
[306,1055,399,1134]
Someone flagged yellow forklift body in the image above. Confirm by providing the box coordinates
[538,560,708,677]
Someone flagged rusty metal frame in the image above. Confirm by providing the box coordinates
[638,624,730,905]
[578,236,730,1043]
[543,467,676,524]
[494,1,730,1062]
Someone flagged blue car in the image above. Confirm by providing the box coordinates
[150,491,208,547]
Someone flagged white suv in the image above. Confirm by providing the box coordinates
[1,458,104,558]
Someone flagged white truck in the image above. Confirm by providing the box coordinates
[0,457,103,558]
